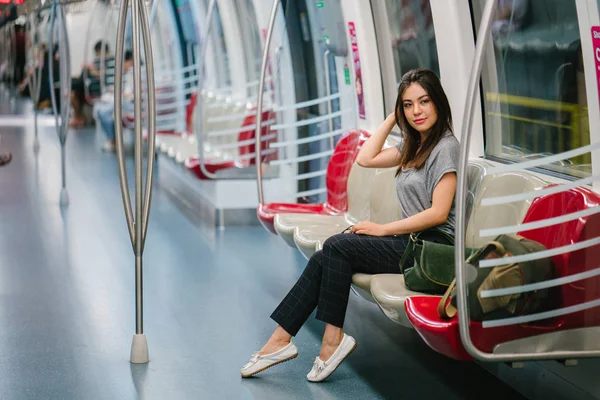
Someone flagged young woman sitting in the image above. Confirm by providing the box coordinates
[241,68,459,382]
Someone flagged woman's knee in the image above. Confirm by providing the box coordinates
[322,233,348,254]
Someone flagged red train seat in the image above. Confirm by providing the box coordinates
[405,185,600,360]
[256,130,369,234]
[185,107,276,179]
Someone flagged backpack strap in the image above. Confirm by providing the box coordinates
[438,279,457,318]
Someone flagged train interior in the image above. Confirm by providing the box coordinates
[1,0,600,398]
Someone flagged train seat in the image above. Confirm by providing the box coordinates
[154,91,278,179]
[291,166,400,259]
[185,107,277,179]
[273,137,385,244]
[405,185,600,361]
[258,130,368,234]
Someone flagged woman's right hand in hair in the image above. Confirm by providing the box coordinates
[355,113,401,169]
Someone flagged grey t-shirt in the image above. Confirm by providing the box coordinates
[395,134,460,237]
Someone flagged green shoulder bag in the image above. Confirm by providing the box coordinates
[400,229,458,294]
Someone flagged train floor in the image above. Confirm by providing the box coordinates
[0,87,532,399]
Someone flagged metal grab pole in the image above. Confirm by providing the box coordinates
[27,14,43,153]
[47,3,72,207]
[58,3,72,206]
[48,6,59,124]
[454,0,498,361]
[114,0,156,365]
[132,0,144,345]
[254,0,280,204]
[323,50,334,150]
[195,0,218,180]
[138,0,156,245]
[114,0,135,247]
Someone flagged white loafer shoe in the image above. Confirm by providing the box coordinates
[241,342,298,378]
[306,333,357,382]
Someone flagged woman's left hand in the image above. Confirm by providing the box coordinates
[351,221,388,236]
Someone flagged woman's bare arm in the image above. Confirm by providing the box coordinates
[356,113,402,168]
[352,172,457,236]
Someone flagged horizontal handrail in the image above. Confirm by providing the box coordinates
[235,148,277,161]
[269,149,333,165]
[206,120,275,138]
[486,92,580,113]
[291,169,327,181]
[481,175,600,206]
[270,110,349,130]
[487,142,600,175]
[482,299,600,329]
[273,92,341,112]
[480,236,600,268]
[269,128,344,148]
[479,206,600,237]
[295,187,327,198]
[210,134,278,150]
[480,266,600,299]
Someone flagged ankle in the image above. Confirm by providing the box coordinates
[259,338,290,355]
[322,330,343,347]
[272,326,292,343]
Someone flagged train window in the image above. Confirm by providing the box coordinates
[384,0,439,86]
[313,0,348,57]
[373,0,440,117]
[210,2,232,90]
[176,0,198,45]
[472,0,591,178]
[233,0,262,98]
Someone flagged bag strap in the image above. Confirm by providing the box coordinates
[341,225,354,234]
[436,237,515,319]
[438,279,457,318]
[400,228,455,273]
[488,241,506,256]
[399,234,416,273]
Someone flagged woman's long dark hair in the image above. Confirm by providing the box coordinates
[395,69,453,175]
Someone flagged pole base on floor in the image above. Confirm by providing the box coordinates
[130,334,149,364]
[59,188,69,207]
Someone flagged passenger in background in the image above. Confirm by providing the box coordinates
[36,45,60,111]
[69,41,114,128]
[242,69,459,382]
[18,43,47,97]
[94,50,134,152]
[14,25,26,84]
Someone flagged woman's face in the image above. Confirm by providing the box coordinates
[400,83,438,135]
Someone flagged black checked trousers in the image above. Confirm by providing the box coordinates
[271,233,411,336]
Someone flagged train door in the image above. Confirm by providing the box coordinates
[253,0,358,204]
[282,0,334,198]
